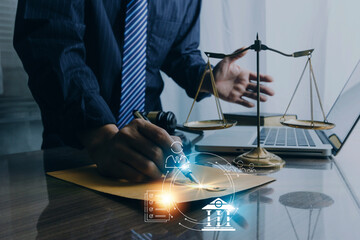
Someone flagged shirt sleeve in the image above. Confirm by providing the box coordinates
[13,0,116,148]
[160,0,210,101]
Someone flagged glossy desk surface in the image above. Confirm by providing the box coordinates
[1,129,360,240]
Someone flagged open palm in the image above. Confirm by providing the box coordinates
[212,48,275,108]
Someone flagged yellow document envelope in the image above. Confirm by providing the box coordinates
[47,164,275,203]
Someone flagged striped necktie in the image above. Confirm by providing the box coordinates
[117,0,148,128]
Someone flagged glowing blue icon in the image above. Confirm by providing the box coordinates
[165,154,188,169]
[202,198,236,231]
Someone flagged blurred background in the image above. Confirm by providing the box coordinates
[0,0,43,155]
[1,0,360,155]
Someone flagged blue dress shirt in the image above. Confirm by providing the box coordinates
[14,0,208,148]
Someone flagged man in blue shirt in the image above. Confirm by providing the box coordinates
[14,0,274,181]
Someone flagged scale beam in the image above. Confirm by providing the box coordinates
[205,46,313,59]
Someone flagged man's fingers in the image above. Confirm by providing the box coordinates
[234,97,254,108]
[228,47,248,62]
[233,84,246,93]
[134,119,174,149]
[247,83,275,96]
[123,119,187,179]
[171,135,182,143]
[115,143,163,179]
[243,91,268,102]
[249,72,274,82]
[121,126,165,171]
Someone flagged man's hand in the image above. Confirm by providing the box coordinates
[202,47,275,107]
[79,120,178,182]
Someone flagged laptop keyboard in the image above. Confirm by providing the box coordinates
[252,127,316,147]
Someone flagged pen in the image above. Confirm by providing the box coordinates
[132,110,200,185]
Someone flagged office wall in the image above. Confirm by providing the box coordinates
[265,0,360,119]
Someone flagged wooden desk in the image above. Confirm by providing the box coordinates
[1,145,360,239]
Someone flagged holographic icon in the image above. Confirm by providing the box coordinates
[146,152,239,232]
[165,141,188,169]
[144,190,171,222]
[165,154,188,169]
[201,198,236,231]
[234,160,256,173]
[170,141,183,154]
[247,163,256,173]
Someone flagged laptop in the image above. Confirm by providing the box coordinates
[195,60,360,157]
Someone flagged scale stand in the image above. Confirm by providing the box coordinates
[233,34,284,168]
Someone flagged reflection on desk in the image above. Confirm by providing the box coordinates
[1,147,360,239]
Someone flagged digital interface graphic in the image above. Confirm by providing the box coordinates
[165,155,188,169]
[144,190,171,222]
[144,148,258,232]
[167,152,237,232]
[165,141,189,169]
[201,198,235,231]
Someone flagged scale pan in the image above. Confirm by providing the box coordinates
[183,120,237,130]
[280,119,335,130]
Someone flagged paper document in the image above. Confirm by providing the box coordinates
[47,164,275,203]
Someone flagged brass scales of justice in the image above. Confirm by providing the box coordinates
[183,34,335,168]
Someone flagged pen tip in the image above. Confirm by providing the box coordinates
[189,173,200,185]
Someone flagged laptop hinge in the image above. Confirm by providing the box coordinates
[316,130,337,155]
[315,130,330,145]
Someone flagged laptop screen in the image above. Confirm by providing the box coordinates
[324,60,360,155]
